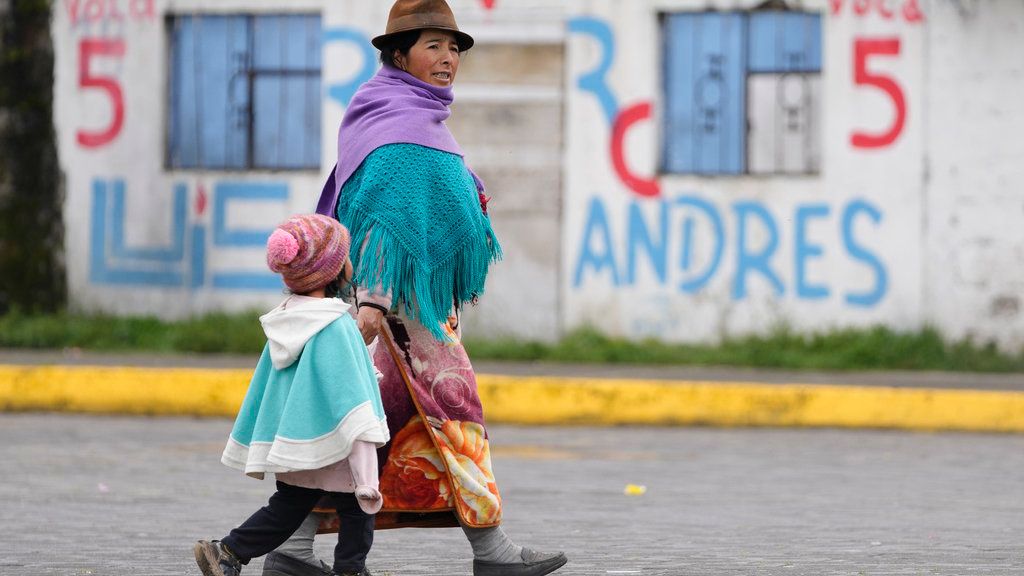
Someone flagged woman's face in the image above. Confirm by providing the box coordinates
[394,29,461,87]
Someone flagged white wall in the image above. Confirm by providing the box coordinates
[53,0,1024,350]
[53,0,565,341]
[55,0,327,318]
[923,0,1024,347]
[561,0,1024,350]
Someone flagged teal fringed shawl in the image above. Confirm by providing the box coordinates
[337,144,502,340]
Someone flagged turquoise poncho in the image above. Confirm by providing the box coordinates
[337,143,501,339]
[222,297,389,477]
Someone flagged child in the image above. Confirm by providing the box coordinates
[194,214,389,576]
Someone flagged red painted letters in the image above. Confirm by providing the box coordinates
[902,0,924,22]
[611,102,661,198]
[77,39,126,148]
[877,0,895,19]
[831,0,924,22]
[850,38,906,149]
[66,0,155,25]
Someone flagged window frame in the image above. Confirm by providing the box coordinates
[659,9,824,178]
[164,12,323,172]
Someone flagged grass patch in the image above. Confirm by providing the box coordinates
[0,310,265,354]
[463,325,1024,373]
[1,311,1022,372]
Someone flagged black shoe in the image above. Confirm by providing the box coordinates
[335,569,373,576]
[194,540,243,576]
[473,548,568,576]
[262,551,333,576]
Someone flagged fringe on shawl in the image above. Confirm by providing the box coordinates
[340,201,502,341]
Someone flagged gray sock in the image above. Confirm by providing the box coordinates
[273,512,328,568]
[461,524,523,564]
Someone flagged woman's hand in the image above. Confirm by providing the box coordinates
[357,306,385,345]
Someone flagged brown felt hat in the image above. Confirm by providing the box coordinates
[372,0,475,52]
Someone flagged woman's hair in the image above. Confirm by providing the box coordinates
[378,29,468,67]
[378,29,423,67]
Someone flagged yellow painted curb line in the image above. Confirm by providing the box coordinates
[0,365,251,417]
[476,375,1024,433]
[2,365,1024,432]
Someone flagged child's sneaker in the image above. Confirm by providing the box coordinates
[194,540,243,576]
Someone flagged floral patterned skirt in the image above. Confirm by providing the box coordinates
[315,313,502,531]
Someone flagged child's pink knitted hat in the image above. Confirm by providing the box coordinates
[266,214,351,294]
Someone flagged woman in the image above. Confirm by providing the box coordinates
[262,2,567,576]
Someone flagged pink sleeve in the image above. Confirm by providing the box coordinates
[356,286,393,311]
[349,440,382,514]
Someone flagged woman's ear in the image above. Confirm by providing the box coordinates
[393,50,406,71]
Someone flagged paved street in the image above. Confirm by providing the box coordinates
[1,414,1022,575]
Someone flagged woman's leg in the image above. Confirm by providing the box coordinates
[461,523,567,576]
[264,511,333,575]
[327,492,375,575]
[461,524,522,563]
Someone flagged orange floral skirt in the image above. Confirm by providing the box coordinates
[315,314,502,532]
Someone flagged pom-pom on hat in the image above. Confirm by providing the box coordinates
[266,214,351,294]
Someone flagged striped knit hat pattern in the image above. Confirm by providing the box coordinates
[266,214,351,294]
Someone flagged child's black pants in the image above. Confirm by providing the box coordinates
[221,480,373,574]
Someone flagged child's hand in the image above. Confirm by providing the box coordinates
[357,306,385,344]
[355,487,381,501]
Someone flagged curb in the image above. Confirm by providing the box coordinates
[2,365,1024,432]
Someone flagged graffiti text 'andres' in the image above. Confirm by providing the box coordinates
[574,195,888,308]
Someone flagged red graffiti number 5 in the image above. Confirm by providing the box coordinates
[77,39,126,148]
[851,38,906,149]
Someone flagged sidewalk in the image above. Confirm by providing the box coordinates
[1,348,1023,432]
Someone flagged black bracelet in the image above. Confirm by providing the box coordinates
[358,302,390,315]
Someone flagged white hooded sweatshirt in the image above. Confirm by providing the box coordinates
[260,295,384,513]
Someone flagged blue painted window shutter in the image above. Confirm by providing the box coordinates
[168,14,321,170]
[748,12,822,73]
[662,12,746,175]
[662,10,822,176]
[746,11,823,174]
[252,15,322,169]
[169,16,250,170]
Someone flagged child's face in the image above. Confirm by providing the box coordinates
[342,258,353,283]
[319,257,355,299]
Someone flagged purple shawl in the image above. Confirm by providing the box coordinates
[316,66,482,216]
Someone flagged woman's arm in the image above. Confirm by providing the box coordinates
[353,225,392,345]
[356,286,390,345]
